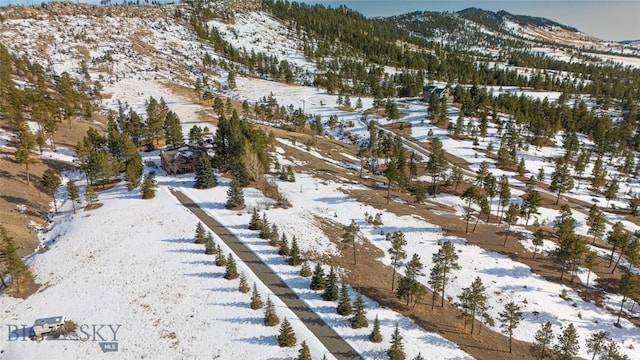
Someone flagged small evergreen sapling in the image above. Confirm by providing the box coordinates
[141,176,156,199]
[279,233,290,256]
[288,235,302,266]
[369,315,383,343]
[322,266,339,301]
[297,341,311,360]
[263,296,280,326]
[224,254,239,280]
[299,262,312,277]
[351,292,368,329]
[277,318,296,347]
[387,324,405,360]
[215,246,227,266]
[194,222,206,244]
[250,283,263,310]
[336,282,353,316]
[204,232,216,255]
[310,263,325,290]
[248,208,261,230]
[225,177,245,209]
[238,272,250,293]
[412,353,424,360]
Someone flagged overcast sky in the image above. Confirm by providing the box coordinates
[302,0,639,41]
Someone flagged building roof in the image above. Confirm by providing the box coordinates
[33,316,64,326]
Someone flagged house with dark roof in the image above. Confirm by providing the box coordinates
[423,85,450,103]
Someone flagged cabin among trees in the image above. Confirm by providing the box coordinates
[423,85,450,102]
[160,148,202,175]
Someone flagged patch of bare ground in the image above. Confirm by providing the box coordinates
[0,115,104,297]
[271,127,640,357]
[311,203,538,360]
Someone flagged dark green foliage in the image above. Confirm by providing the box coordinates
[310,263,325,290]
[204,232,216,255]
[224,254,239,280]
[350,292,368,329]
[336,282,353,316]
[225,177,245,209]
[299,262,312,277]
[194,222,206,244]
[278,318,297,347]
[553,323,579,360]
[530,321,554,359]
[163,110,185,149]
[412,354,424,360]
[369,315,383,343]
[458,276,487,335]
[141,177,156,199]
[397,254,425,306]
[288,236,302,266]
[250,283,263,310]
[41,168,62,212]
[215,246,227,266]
[297,341,311,360]
[238,273,250,293]
[322,266,339,301]
[84,186,99,206]
[194,156,217,189]
[268,223,280,247]
[125,153,143,191]
[498,301,522,353]
[389,231,407,291]
[0,226,34,295]
[278,233,290,256]
[387,324,405,360]
[66,180,80,214]
[248,208,261,230]
[264,297,280,326]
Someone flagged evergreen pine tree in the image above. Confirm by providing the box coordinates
[529,321,554,360]
[310,263,325,290]
[277,318,297,347]
[85,186,99,206]
[297,341,311,360]
[41,168,61,212]
[194,156,217,189]
[194,222,206,244]
[387,324,405,360]
[204,232,216,255]
[67,180,80,214]
[225,177,245,209]
[215,246,227,266]
[322,266,339,301]
[286,166,295,182]
[0,226,34,295]
[336,282,353,316]
[224,254,239,280]
[412,354,424,360]
[278,233,290,256]
[248,208,261,230]
[350,292,368,329]
[268,223,280,247]
[238,272,250,293]
[299,262,312,277]
[369,315,383,343]
[554,323,579,360]
[263,296,280,326]
[250,283,264,310]
[498,301,522,353]
[288,235,302,266]
[141,176,156,199]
